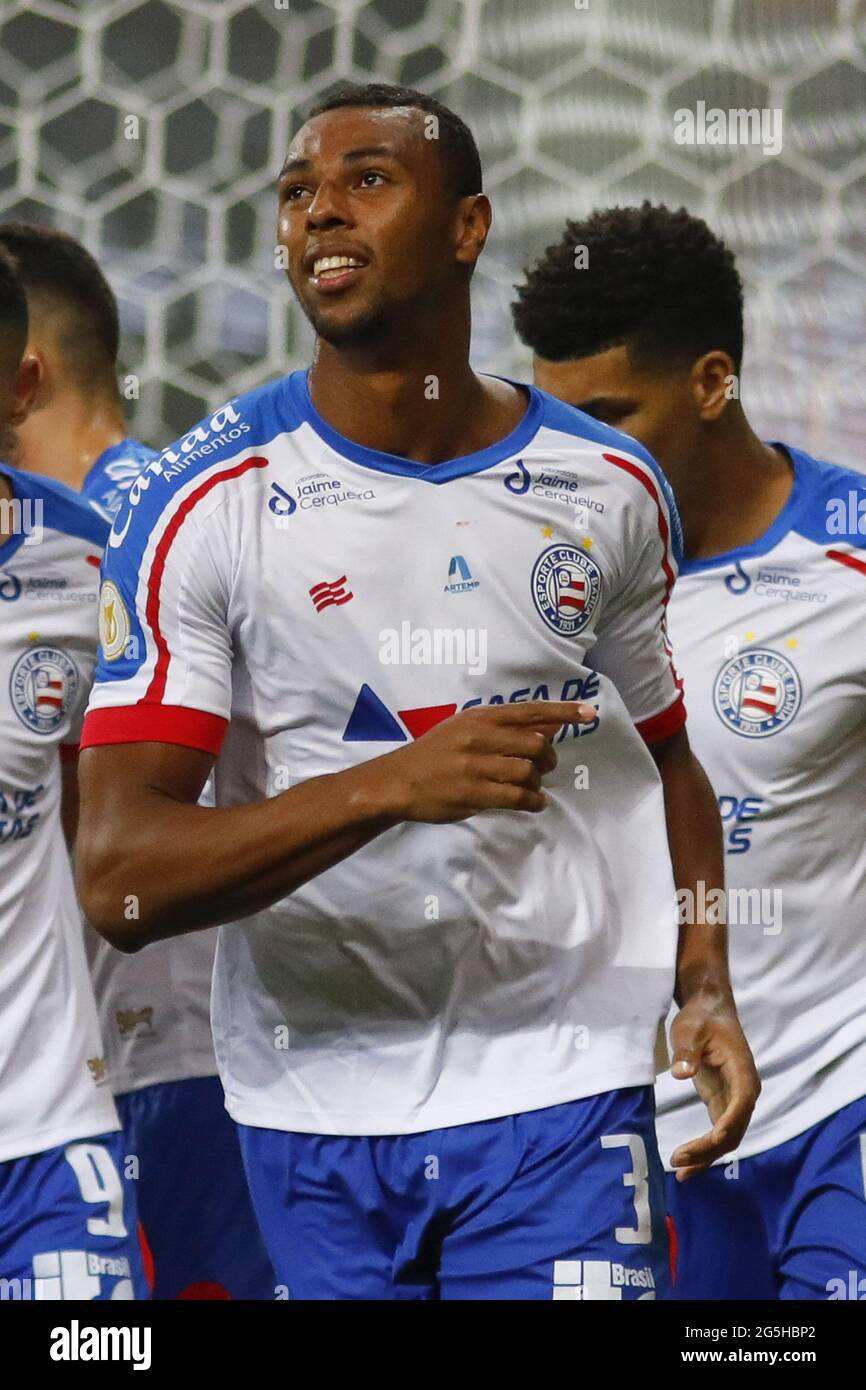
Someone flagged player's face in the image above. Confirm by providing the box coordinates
[277,105,463,347]
[534,346,700,483]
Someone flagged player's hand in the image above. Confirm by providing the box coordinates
[369,700,597,823]
[667,989,760,1181]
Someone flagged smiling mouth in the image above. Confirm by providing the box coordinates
[310,255,368,292]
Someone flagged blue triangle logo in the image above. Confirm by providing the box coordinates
[342,683,407,742]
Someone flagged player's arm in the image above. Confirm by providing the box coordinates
[60,748,80,850]
[651,726,760,1179]
[76,700,594,952]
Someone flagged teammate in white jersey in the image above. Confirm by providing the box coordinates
[76,86,756,1300]
[517,201,866,1299]
[1,223,272,1299]
[0,247,147,1298]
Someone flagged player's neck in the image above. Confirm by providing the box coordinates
[14,391,128,492]
[677,411,795,562]
[308,322,526,465]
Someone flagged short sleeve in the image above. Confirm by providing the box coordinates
[81,483,233,757]
[590,450,685,745]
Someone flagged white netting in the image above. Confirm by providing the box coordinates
[1,0,864,463]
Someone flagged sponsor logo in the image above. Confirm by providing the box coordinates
[309,575,353,613]
[116,1006,154,1038]
[503,460,605,516]
[714,648,802,737]
[444,555,479,594]
[343,676,600,743]
[269,482,296,517]
[9,646,78,734]
[718,793,765,855]
[270,473,375,526]
[755,566,826,604]
[0,569,21,601]
[531,544,602,636]
[462,672,600,739]
[725,561,751,594]
[343,684,457,742]
[0,783,42,844]
[98,581,131,661]
[21,1252,136,1304]
[504,458,530,495]
[108,403,250,548]
[86,1056,108,1084]
[552,1259,656,1301]
[159,402,251,478]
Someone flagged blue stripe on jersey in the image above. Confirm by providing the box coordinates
[786,446,866,551]
[680,445,866,575]
[0,462,109,565]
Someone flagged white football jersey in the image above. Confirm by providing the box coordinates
[82,439,218,1096]
[0,465,119,1162]
[655,446,866,1162]
[83,373,685,1137]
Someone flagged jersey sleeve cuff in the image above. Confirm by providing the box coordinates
[635,693,686,746]
[80,704,228,756]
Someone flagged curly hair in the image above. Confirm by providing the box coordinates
[512,202,744,371]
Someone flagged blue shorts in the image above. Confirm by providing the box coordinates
[117,1074,274,1299]
[238,1086,672,1300]
[666,1093,866,1300]
[0,1130,148,1299]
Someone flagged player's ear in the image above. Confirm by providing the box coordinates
[454,193,491,269]
[11,351,41,426]
[691,350,737,422]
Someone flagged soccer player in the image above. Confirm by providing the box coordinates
[0,246,147,1299]
[0,223,273,1299]
[515,201,866,1299]
[76,85,757,1301]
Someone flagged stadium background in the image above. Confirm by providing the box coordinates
[1,0,864,465]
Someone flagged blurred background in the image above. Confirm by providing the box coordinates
[1,0,864,463]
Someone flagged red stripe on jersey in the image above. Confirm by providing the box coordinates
[635,693,686,746]
[826,548,866,578]
[602,452,677,604]
[80,704,228,755]
[144,455,269,705]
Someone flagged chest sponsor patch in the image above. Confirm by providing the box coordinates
[713,647,802,737]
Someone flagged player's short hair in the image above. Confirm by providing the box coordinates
[307,82,483,200]
[0,245,27,369]
[512,201,745,372]
[0,222,120,392]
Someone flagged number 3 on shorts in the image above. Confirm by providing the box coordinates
[600,1134,652,1245]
